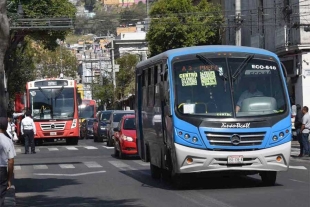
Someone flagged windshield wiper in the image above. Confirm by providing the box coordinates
[232,54,254,80]
[38,87,50,100]
[196,54,228,80]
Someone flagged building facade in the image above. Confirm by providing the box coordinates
[222,0,310,107]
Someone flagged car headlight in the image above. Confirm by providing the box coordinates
[121,136,133,142]
[100,127,106,130]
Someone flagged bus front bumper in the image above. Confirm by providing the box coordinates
[174,141,291,174]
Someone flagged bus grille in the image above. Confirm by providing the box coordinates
[40,122,66,131]
[205,132,265,146]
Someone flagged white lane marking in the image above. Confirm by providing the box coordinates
[289,165,307,170]
[108,161,136,170]
[84,146,98,150]
[102,146,114,149]
[34,171,106,177]
[59,164,75,169]
[36,148,40,152]
[33,165,48,170]
[290,179,308,184]
[133,160,149,166]
[66,147,78,150]
[83,161,102,168]
[14,165,21,170]
[48,148,59,151]
[15,148,21,153]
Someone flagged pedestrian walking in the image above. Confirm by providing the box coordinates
[0,117,15,207]
[300,106,310,157]
[6,117,18,142]
[294,104,304,156]
[21,111,36,154]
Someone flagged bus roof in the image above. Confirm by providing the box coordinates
[136,45,278,69]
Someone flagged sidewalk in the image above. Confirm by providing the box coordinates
[291,140,299,148]
[4,185,16,206]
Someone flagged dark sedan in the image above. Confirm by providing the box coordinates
[80,118,96,139]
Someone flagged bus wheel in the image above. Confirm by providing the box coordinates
[150,164,161,179]
[260,171,277,186]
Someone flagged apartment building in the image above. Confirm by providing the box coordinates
[222,0,310,107]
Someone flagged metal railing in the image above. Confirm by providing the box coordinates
[10,18,74,30]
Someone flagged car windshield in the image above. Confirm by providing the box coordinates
[113,113,134,122]
[30,88,75,120]
[173,53,287,117]
[100,112,111,121]
[123,118,136,130]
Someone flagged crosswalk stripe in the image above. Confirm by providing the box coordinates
[14,165,21,170]
[36,148,40,152]
[48,148,59,151]
[59,164,75,169]
[15,148,21,153]
[289,165,307,170]
[66,147,78,150]
[133,160,149,166]
[102,146,114,149]
[83,161,102,168]
[108,160,136,170]
[84,146,98,150]
[33,165,48,170]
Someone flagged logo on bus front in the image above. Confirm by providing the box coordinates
[221,123,250,128]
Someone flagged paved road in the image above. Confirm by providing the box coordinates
[13,140,310,207]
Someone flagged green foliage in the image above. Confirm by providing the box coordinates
[34,44,78,78]
[120,2,147,25]
[8,0,76,50]
[92,76,115,109]
[7,37,36,95]
[116,54,139,99]
[147,0,224,56]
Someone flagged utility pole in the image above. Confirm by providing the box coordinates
[111,39,116,90]
[146,0,150,31]
[235,0,241,46]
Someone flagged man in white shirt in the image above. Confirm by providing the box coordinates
[236,81,263,113]
[21,111,36,154]
[0,117,15,207]
[300,106,310,157]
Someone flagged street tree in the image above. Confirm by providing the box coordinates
[0,0,10,116]
[116,54,139,100]
[119,2,147,26]
[146,0,224,57]
[34,43,78,79]
[92,76,115,109]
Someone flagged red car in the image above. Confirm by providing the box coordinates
[113,115,137,159]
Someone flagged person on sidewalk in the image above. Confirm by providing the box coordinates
[300,106,310,157]
[21,111,36,154]
[295,104,304,157]
[0,117,15,207]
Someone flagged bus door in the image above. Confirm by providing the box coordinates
[136,69,147,161]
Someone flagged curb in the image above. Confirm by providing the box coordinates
[4,185,16,207]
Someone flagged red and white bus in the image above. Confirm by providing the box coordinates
[20,78,80,145]
[78,99,96,120]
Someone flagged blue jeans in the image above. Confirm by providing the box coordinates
[301,133,310,155]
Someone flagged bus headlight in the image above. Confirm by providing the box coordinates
[71,119,77,129]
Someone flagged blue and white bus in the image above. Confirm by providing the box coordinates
[135,46,291,187]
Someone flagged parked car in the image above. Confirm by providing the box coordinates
[113,115,137,158]
[80,118,96,139]
[93,110,113,142]
[106,110,134,146]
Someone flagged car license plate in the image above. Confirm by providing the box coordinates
[50,132,57,136]
[227,155,243,164]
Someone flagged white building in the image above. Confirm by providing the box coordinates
[222,0,310,107]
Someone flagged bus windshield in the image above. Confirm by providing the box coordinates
[173,53,287,117]
[30,88,75,120]
[78,105,95,119]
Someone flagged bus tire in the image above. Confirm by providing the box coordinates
[150,164,161,179]
[260,171,277,186]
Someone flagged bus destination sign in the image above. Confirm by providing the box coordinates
[34,80,68,87]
